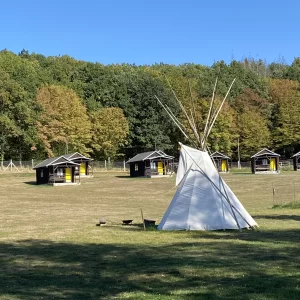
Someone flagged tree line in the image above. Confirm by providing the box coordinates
[1,48,300,161]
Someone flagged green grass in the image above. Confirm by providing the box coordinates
[1,171,300,299]
[273,201,300,209]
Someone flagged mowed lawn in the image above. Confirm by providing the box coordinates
[1,171,300,300]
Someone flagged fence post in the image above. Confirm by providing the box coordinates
[272,183,275,206]
[123,160,126,172]
[104,160,107,170]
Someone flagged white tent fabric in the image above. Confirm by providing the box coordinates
[158,144,258,231]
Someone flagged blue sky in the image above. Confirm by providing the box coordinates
[1,0,299,66]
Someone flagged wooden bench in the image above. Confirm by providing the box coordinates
[49,175,65,183]
[255,165,270,171]
[144,219,156,226]
[122,219,133,225]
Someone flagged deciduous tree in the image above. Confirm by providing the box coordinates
[36,85,91,156]
[89,107,129,159]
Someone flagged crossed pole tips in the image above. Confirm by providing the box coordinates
[155,77,236,152]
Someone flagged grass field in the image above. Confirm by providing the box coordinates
[1,170,300,299]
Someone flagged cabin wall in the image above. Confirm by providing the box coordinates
[251,158,255,174]
[212,158,228,172]
[36,167,50,184]
[292,156,300,171]
[129,162,145,177]
[72,159,89,175]
[252,156,279,173]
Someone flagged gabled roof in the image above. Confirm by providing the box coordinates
[126,150,174,163]
[251,148,280,158]
[64,152,93,161]
[291,151,300,158]
[33,155,80,169]
[210,151,230,159]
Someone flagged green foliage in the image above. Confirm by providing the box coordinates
[268,79,300,149]
[36,85,91,157]
[89,107,129,159]
[0,68,38,160]
[286,57,300,81]
[1,49,300,160]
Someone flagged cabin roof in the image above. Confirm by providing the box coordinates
[210,151,230,159]
[64,152,93,161]
[126,150,174,163]
[251,148,280,158]
[291,151,300,158]
[33,155,80,169]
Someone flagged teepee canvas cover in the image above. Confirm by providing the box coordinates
[158,144,257,231]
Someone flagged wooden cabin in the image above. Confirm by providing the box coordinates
[64,152,93,177]
[33,156,81,185]
[210,152,230,173]
[126,150,174,178]
[251,148,280,174]
[291,151,300,171]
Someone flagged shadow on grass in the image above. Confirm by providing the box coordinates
[230,172,253,175]
[114,175,131,179]
[188,228,300,244]
[23,181,37,185]
[100,223,158,232]
[114,175,151,180]
[1,230,300,299]
[23,181,53,188]
[254,214,300,222]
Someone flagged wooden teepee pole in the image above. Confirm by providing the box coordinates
[202,78,236,149]
[202,77,218,148]
[188,80,202,144]
[165,77,202,147]
[155,95,198,149]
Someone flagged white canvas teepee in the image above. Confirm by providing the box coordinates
[156,77,258,231]
[157,144,258,231]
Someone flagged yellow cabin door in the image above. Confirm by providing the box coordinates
[80,163,86,176]
[221,160,227,172]
[270,158,276,171]
[157,162,163,175]
[65,168,71,182]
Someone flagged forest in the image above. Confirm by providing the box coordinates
[1,48,300,161]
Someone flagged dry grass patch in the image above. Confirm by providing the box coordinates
[1,171,300,299]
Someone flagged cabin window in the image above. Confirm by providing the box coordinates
[75,166,79,175]
[257,158,268,165]
[40,170,43,178]
[56,168,63,176]
[135,164,138,171]
[151,162,156,169]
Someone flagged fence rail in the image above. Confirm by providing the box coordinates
[0,160,130,172]
[0,159,294,172]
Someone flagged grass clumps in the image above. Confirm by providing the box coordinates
[273,201,300,209]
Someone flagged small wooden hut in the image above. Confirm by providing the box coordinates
[64,152,93,177]
[126,150,174,178]
[251,148,280,174]
[33,156,81,185]
[210,152,230,173]
[291,151,300,171]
